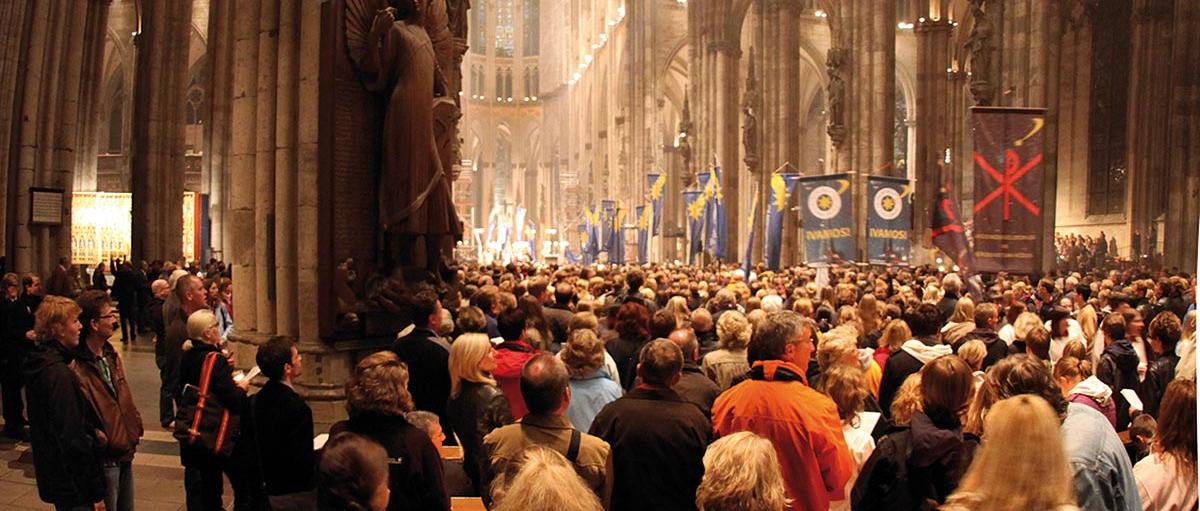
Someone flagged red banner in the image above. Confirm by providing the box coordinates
[971,107,1047,274]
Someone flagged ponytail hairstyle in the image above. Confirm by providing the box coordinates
[1052,356,1093,381]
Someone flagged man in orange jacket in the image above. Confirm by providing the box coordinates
[711,311,853,511]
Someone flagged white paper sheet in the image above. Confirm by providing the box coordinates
[1120,388,1144,412]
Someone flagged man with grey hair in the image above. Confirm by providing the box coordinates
[406,411,472,497]
[938,273,962,323]
[690,307,719,357]
[159,274,207,428]
[483,353,613,507]
[953,302,1008,370]
[590,339,711,511]
[665,328,720,416]
[712,311,852,511]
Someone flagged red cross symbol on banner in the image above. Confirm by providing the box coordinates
[972,149,1042,220]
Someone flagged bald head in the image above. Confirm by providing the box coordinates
[520,353,570,415]
[668,328,699,362]
[151,279,170,299]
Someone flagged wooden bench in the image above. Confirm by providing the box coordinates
[451,497,485,511]
[439,445,463,460]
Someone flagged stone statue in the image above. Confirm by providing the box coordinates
[826,47,849,147]
[346,0,462,281]
[742,47,760,174]
[678,91,695,187]
[965,0,995,105]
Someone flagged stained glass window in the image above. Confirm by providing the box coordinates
[472,0,486,54]
[894,82,908,175]
[495,0,514,57]
[523,0,539,56]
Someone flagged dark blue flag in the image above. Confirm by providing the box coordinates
[867,176,912,265]
[798,174,856,265]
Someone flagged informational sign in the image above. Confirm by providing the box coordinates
[30,187,65,225]
[971,107,1047,274]
[798,173,856,265]
[867,176,912,265]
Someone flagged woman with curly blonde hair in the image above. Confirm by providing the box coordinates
[943,395,1079,511]
[695,432,790,511]
[561,329,622,430]
[329,351,449,510]
[490,445,603,511]
[701,311,752,390]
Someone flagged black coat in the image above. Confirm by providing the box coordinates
[3,294,39,357]
[543,304,574,348]
[177,341,247,468]
[23,340,106,506]
[330,413,450,511]
[111,270,140,306]
[851,412,978,511]
[445,380,513,495]
[672,364,721,418]
[1097,340,1140,431]
[589,386,711,511]
[878,348,925,417]
[952,328,1008,370]
[253,379,315,495]
[1138,354,1180,418]
[392,327,453,439]
[606,335,648,391]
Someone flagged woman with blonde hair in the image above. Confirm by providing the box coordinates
[330,351,449,510]
[874,318,911,369]
[1176,310,1196,380]
[701,310,752,390]
[490,445,603,511]
[942,395,1080,511]
[817,327,882,398]
[564,311,622,387]
[665,295,691,327]
[695,432,790,511]
[821,365,876,511]
[858,294,884,347]
[942,297,976,346]
[447,333,514,496]
[24,296,107,510]
[1053,356,1116,429]
[560,329,622,430]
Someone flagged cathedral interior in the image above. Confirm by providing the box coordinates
[0,0,1198,425]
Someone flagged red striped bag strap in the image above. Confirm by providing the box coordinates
[188,352,220,440]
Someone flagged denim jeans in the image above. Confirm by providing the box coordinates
[103,461,134,511]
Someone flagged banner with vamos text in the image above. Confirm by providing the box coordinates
[867,176,913,265]
[798,174,856,265]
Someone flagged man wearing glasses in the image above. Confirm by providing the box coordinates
[711,311,853,511]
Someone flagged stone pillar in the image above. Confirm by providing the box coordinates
[913,19,953,250]
[0,0,110,276]
[1125,1,1173,258]
[1164,0,1200,271]
[229,0,260,332]
[716,41,741,259]
[131,0,192,263]
[205,0,236,260]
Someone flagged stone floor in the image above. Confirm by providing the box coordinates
[1,330,232,511]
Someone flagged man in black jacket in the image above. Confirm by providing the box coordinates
[2,273,41,438]
[110,262,141,343]
[952,303,1009,371]
[254,336,317,509]
[393,287,454,444]
[590,339,711,511]
[878,303,952,415]
[666,328,721,417]
[543,282,576,350]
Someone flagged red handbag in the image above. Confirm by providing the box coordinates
[173,351,240,457]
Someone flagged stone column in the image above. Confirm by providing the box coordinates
[0,0,110,276]
[912,19,953,251]
[1125,1,1173,258]
[131,0,192,263]
[716,41,741,259]
[229,0,260,332]
[205,0,236,259]
[1164,0,1200,271]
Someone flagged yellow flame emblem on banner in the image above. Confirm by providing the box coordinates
[771,173,788,212]
[650,174,666,201]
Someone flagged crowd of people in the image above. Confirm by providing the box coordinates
[1,254,1197,511]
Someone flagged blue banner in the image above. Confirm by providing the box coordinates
[705,166,728,260]
[647,173,666,236]
[798,173,856,265]
[764,172,801,270]
[609,207,627,264]
[743,187,760,274]
[867,176,912,265]
[600,200,615,251]
[583,207,601,263]
[684,190,706,264]
[636,205,650,264]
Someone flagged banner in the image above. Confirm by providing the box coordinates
[867,176,912,265]
[971,107,1047,273]
[931,181,972,269]
[684,190,706,264]
[764,172,801,270]
[584,207,601,263]
[636,205,650,264]
[600,200,616,251]
[743,187,760,274]
[609,207,627,263]
[647,173,666,236]
[798,173,856,265]
[705,165,728,261]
